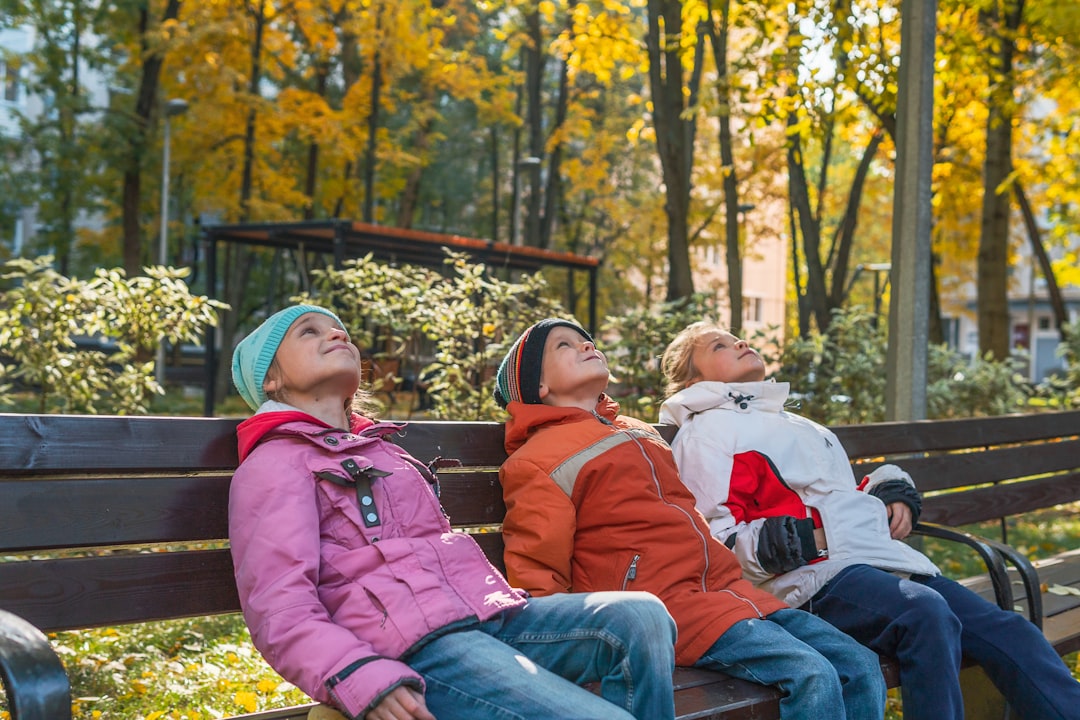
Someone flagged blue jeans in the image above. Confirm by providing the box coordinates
[807,564,1080,720]
[693,607,885,720]
[404,591,677,720]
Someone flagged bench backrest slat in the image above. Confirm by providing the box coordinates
[923,471,1080,527]
[3,550,239,632]
[0,413,240,472]
[832,410,1080,458]
[0,476,231,552]
[863,438,1080,494]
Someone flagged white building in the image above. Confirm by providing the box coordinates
[1,25,39,255]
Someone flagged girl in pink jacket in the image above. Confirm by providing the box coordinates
[228,304,676,720]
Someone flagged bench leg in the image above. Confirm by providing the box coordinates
[0,609,72,720]
[959,665,1020,720]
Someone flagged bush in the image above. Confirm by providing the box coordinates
[773,307,1032,425]
[0,256,225,414]
[298,251,566,421]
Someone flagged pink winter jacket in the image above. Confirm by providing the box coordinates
[230,409,526,718]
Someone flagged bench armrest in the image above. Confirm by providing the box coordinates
[0,609,72,720]
[912,522,1044,628]
[911,522,1013,610]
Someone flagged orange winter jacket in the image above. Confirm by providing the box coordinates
[500,395,787,665]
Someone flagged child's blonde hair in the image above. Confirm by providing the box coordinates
[660,320,726,398]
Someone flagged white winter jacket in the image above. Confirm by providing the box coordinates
[659,380,938,608]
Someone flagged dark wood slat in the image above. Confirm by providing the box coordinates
[0,413,240,473]
[438,471,505,525]
[1044,610,1080,657]
[834,410,1080,458]
[0,550,239,632]
[922,472,1080,526]
[393,421,507,466]
[0,476,231,551]
[872,439,1080,494]
[468,532,506,574]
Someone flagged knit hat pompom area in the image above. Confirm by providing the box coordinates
[494,318,593,409]
[231,304,344,411]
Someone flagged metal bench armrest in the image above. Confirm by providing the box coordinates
[0,608,72,720]
[911,522,1015,614]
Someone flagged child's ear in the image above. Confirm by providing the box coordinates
[263,369,281,395]
[538,383,550,401]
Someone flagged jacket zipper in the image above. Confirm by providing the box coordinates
[628,431,768,618]
[621,554,640,590]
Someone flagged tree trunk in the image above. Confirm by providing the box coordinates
[239,0,266,223]
[827,129,884,310]
[363,41,382,223]
[302,67,329,221]
[540,52,571,250]
[523,8,545,248]
[397,91,434,229]
[646,0,695,301]
[1015,182,1069,335]
[122,0,181,275]
[706,0,743,332]
[976,0,1023,360]
[788,123,830,332]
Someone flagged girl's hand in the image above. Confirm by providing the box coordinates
[366,686,436,720]
[886,502,913,540]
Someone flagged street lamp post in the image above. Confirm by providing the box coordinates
[156,98,189,385]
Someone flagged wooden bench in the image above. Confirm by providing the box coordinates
[1,409,1078,720]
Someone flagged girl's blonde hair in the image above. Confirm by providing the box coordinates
[660,320,726,398]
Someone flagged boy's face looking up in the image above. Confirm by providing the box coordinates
[538,325,609,408]
[690,330,767,385]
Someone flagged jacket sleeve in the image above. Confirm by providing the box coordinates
[859,463,923,524]
[499,455,577,596]
[229,450,422,719]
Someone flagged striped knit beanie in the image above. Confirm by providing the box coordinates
[231,304,344,411]
[494,319,593,409]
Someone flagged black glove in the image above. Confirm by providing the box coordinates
[757,515,818,575]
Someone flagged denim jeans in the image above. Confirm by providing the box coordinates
[693,607,885,720]
[807,564,1080,720]
[404,590,677,720]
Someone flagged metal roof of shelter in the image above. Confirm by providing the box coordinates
[203,219,600,273]
[200,220,600,415]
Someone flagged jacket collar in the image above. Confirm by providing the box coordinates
[236,402,381,461]
[659,379,789,427]
[503,393,619,455]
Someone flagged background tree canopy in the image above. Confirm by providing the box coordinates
[2,0,1079,359]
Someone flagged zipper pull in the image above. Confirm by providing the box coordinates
[622,554,640,589]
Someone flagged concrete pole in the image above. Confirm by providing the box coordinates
[885,0,937,421]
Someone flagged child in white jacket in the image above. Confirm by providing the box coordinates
[659,321,1080,720]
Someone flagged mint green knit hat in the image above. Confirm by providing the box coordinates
[231,304,343,410]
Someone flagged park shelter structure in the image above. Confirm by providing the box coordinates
[199,219,601,415]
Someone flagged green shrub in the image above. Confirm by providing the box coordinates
[0,256,225,414]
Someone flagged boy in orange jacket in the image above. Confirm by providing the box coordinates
[496,318,885,720]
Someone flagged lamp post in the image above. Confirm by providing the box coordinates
[156,98,189,385]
